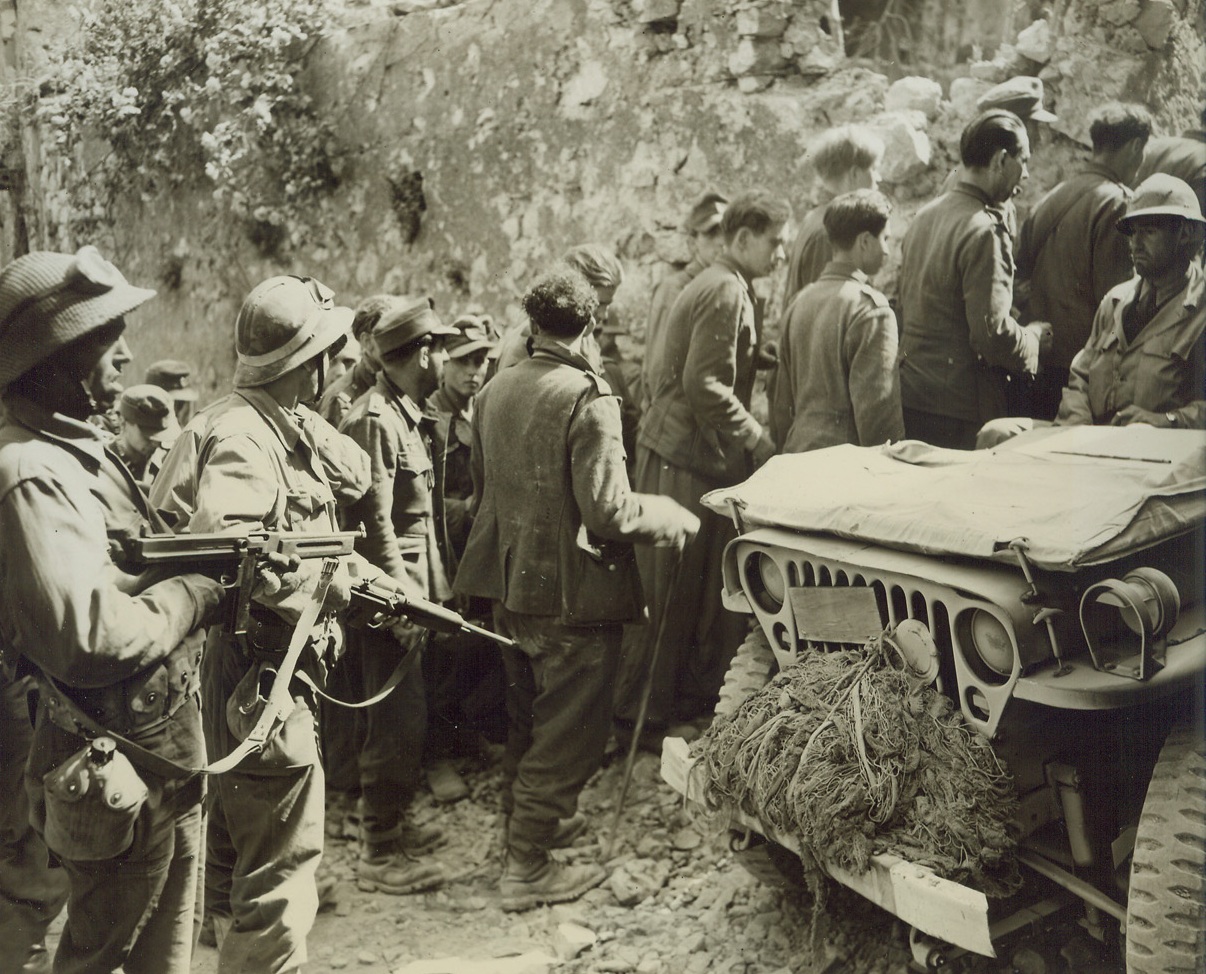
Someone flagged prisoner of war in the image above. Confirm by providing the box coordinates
[454,266,698,912]
[898,109,1051,450]
[769,188,904,454]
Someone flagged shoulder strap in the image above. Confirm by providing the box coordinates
[296,631,427,709]
[35,555,341,779]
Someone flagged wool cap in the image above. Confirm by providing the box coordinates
[145,359,199,401]
[976,76,1057,123]
[446,314,498,359]
[0,246,155,392]
[373,298,457,357]
[684,192,729,235]
[119,384,180,443]
[1117,173,1206,232]
[233,275,349,388]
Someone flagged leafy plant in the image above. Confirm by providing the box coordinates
[36,0,340,253]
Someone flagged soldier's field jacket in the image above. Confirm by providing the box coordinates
[1056,263,1206,429]
[0,394,222,795]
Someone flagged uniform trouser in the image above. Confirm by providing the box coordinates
[201,630,324,974]
[615,447,746,729]
[902,407,979,451]
[494,608,621,851]
[0,675,67,974]
[53,800,203,974]
[25,700,205,974]
[1030,366,1070,422]
[423,627,507,759]
[319,650,365,796]
[355,626,425,838]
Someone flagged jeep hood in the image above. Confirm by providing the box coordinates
[701,426,1206,571]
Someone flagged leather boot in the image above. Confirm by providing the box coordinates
[499,841,606,912]
[357,832,445,895]
[361,819,453,896]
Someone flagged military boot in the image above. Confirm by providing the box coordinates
[357,826,446,895]
[499,840,607,912]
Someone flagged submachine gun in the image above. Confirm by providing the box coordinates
[119,528,513,648]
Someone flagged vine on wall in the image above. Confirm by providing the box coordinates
[36,0,340,255]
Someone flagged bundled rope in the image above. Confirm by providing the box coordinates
[694,633,1021,901]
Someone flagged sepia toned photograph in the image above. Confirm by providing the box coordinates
[0,0,1202,971]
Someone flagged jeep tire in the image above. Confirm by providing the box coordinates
[714,626,777,719]
[1126,720,1206,973]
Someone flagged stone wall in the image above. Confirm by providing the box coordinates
[2,0,1202,398]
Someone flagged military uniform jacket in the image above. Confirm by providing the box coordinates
[341,374,449,601]
[428,384,475,572]
[769,261,904,453]
[638,254,766,485]
[454,338,688,624]
[1016,162,1133,371]
[898,183,1040,424]
[1056,264,1206,428]
[150,386,381,639]
[0,395,217,779]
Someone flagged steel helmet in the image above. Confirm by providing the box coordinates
[1117,173,1206,233]
[233,275,350,388]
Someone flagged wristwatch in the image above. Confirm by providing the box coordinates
[1165,411,1179,428]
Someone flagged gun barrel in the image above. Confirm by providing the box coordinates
[350,582,514,648]
[126,530,361,565]
[460,619,516,649]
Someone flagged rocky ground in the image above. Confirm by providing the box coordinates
[175,739,1123,974]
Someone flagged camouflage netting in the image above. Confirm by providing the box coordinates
[693,635,1022,901]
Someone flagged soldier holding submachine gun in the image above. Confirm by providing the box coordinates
[147,275,508,974]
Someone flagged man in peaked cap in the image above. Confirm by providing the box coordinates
[113,382,180,488]
[150,275,402,972]
[338,298,457,895]
[941,76,1060,241]
[145,358,201,426]
[976,75,1058,130]
[1055,173,1206,428]
[318,295,404,430]
[423,313,504,805]
[0,246,225,973]
[1014,102,1153,419]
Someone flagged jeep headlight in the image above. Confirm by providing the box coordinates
[967,609,1014,678]
[1079,567,1180,680]
[746,552,786,613]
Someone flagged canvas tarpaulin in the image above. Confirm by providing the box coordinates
[701,427,1206,571]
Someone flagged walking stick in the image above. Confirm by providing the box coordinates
[603,546,684,860]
